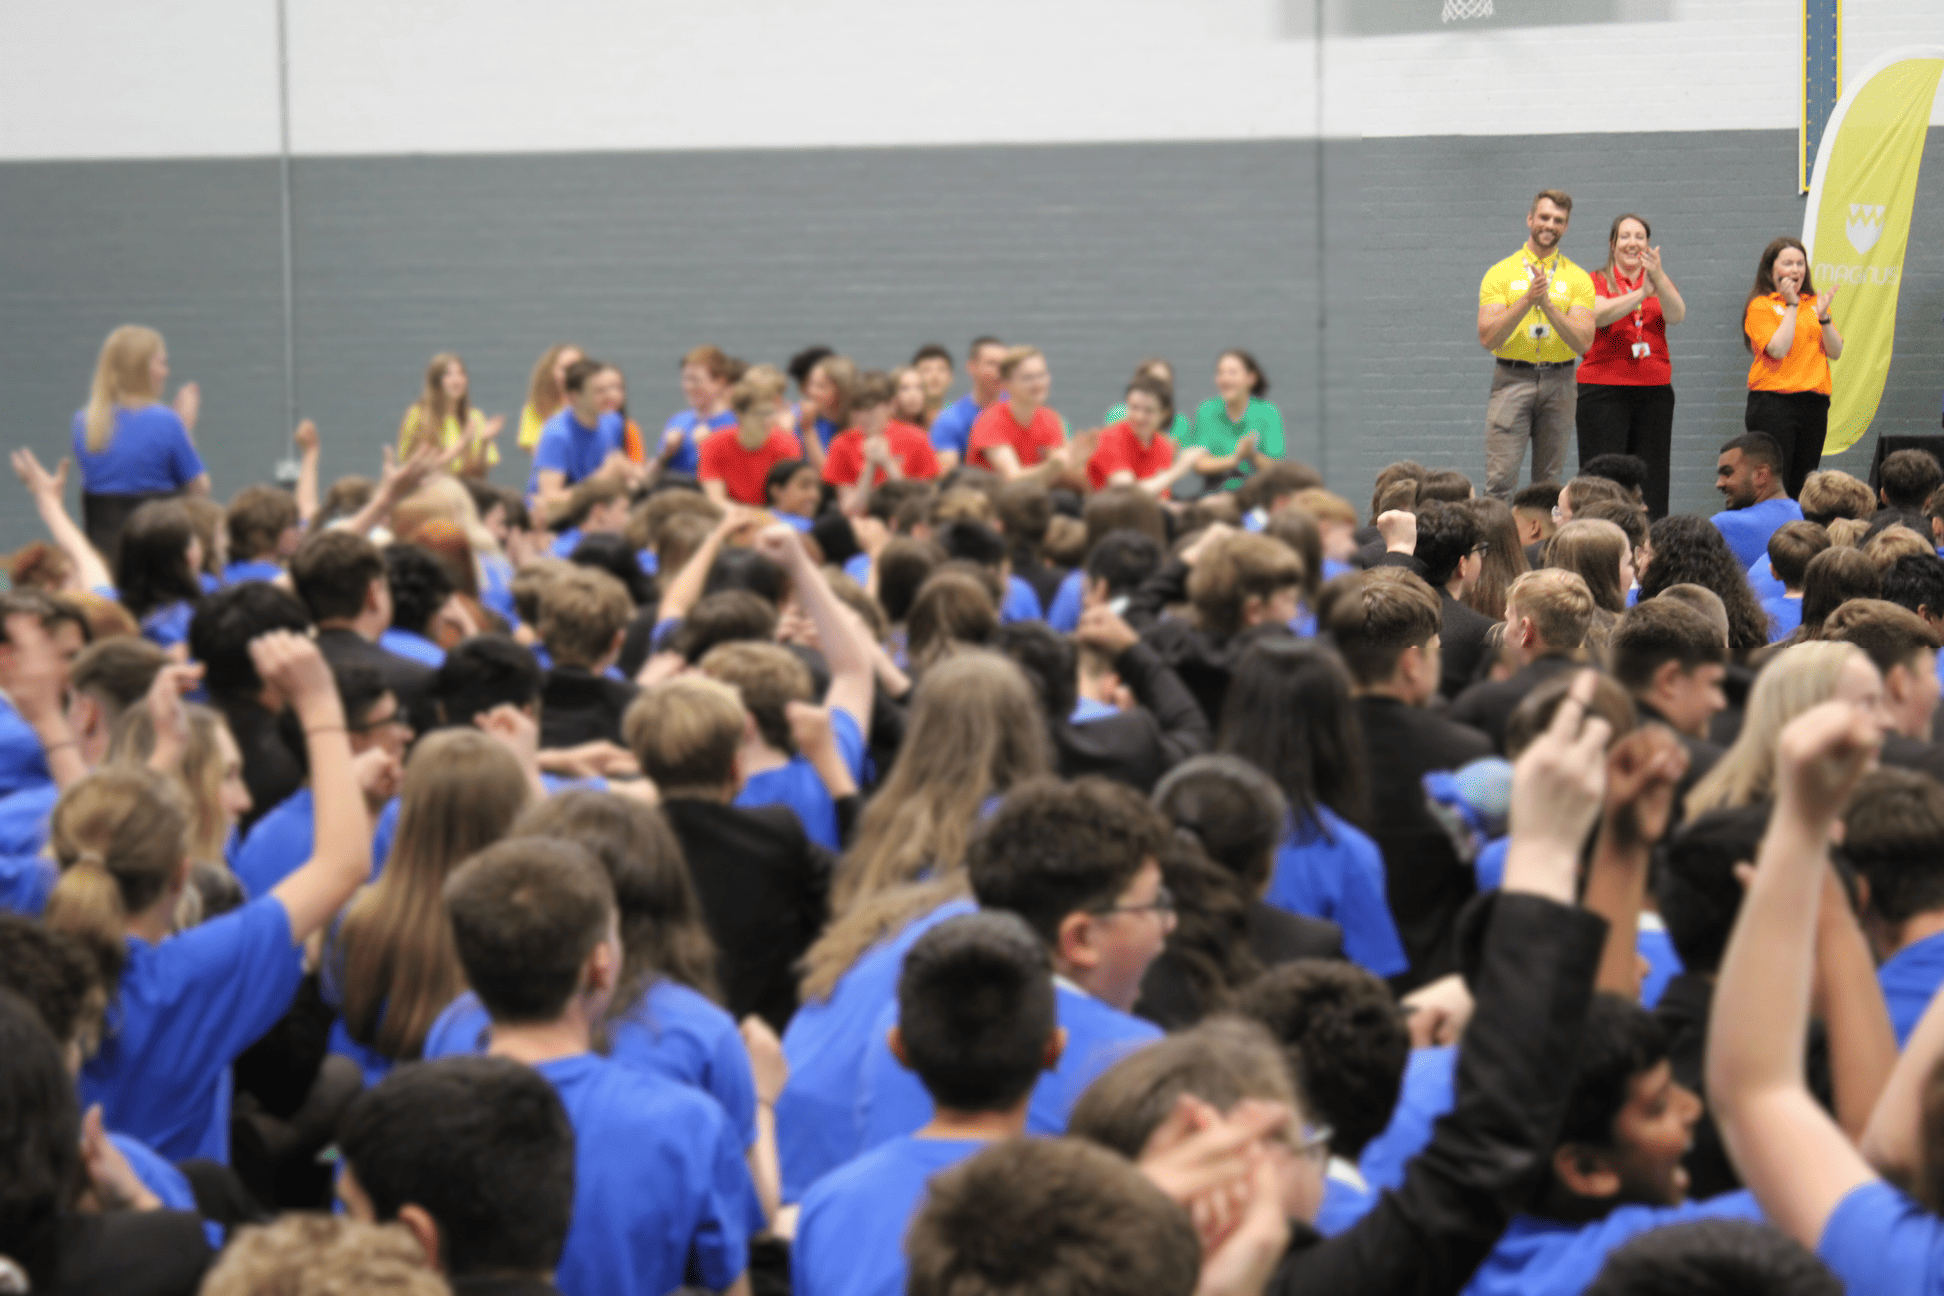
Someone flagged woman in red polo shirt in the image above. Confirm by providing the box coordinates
[1575,213,1687,520]
[1087,374,1195,496]
[1742,235,1842,501]
[966,346,1075,483]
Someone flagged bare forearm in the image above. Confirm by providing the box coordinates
[1593,288,1649,328]
[1654,274,1687,325]
[1766,313,1799,359]
[35,492,112,592]
[1816,898,1899,1139]
[1479,306,1527,352]
[1584,834,1650,997]
[1862,970,1944,1176]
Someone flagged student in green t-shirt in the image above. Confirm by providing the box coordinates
[1101,357,1191,442]
[1184,349,1284,493]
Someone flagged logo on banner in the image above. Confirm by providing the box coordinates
[1845,203,1888,253]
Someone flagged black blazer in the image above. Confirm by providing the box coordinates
[539,665,640,749]
[1055,641,1212,792]
[1436,591,1498,701]
[1448,655,1578,754]
[316,626,438,734]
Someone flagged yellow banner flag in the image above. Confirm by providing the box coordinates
[1803,48,1944,456]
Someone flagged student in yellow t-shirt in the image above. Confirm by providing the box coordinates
[1476,189,1597,501]
[398,352,504,479]
[516,342,584,452]
[1742,236,1844,499]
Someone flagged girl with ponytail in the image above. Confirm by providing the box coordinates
[44,631,373,1163]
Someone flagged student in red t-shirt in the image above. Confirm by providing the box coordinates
[823,371,941,513]
[698,364,804,506]
[1087,374,1195,496]
[966,347,1086,486]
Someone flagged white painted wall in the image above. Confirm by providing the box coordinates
[1,0,1937,161]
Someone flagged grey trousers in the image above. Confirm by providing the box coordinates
[1484,362,1575,499]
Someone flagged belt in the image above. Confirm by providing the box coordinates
[1496,358,1576,371]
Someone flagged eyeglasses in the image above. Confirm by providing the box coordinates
[1470,543,1490,557]
[349,710,412,737]
[1090,884,1176,917]
[1268,1123,1334,1164]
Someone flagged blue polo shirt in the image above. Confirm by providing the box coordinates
[660,409,737,477]
[0,852,56,916]
[80,895,305,1162]
[1817,1179,1944,1293]
[856,982,1160,1150]
[1879,929,1944,1047]
[140,601,196,651]
[1314,1162,1378,1236]
[736,710,865,852]
[794,1135,987,1296]
[233,786,395,899]
[1748,555,1786,602]
[0,780,57,856]
[1359,1045,1457,1193]
[223,559,284,585]
[1763,593,1803,642]
[929,394,984,460]
[0,699,52,800]
[778,897,979,1202]
[1711,498,1804,572]
[70,404,205,496]
[540,1052,759,1296]
[1463,1193,1764,1296]
[378,627,445,667]
[481,555,517,623]
[1002,575,1043,624]
[529,408,625,494]
[1047,568,1085,633]
[1267,809,1409,978]
[425,978,758,1149]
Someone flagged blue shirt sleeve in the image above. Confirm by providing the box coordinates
[1336,825,1410,978]
[707,1020,761,1150]
[690,1106,762,1289]
[164,897,306,1069]
[167,418,206,486]
[533,422,572,476]
[831,708,867,783]
[1816,1182,1944,1294]
[1047,569,1085,634]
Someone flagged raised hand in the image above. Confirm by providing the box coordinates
[751,521,805,568]
[1375,508,1418,555]
[1233,431,1259,462]
[1076,604,1140,658]
[11,448,66,500]
[293,419,319,454]
[476,702,540,774]
[1775,698,1882,828]
[249,631,336,715]
[172,381,201,433]
[480,413,506,442]
[141,661,206,774]
[1523,266,1551,307]
[352,747,403,804]
[1603,725,1689,851]
[1641,245,1665,283]
[1816,285,1840,318]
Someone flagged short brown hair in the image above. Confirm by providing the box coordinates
[850,369,896,412]
[627,487,722,553]
[537,566,632,668]
[69,637,168,722]
[729,363,787,419]
[225,485,299,562]
[1083,487,1168,549]
[907,569,999,675]
[682,344,733,380]
[291,528,387,623]
[1187,533,1303,637]
[1610,598,1727,691]
[1531,188,1574,214]
[932,487,996,526]
[445,837,615,1025]
[1866,526,1933,573]
[1820,598,1942,677]
[906,1138,1200,1296]
[1562,474,1625,517]
[1767,520,1832,587]
[1800,470,1877,525]
[555,474,628,531]
[1506,568,1596,653]
[1288,488,1357,528]
[510,557,570,628]
[1504,671,1636,759]
[624,676,745,797]
[1067,1017,1299,1159]
[1827,517,1870,550]
[1319,568,1440,687]
[201,1214,447,1296]
[700,641,813,753]
[996,346,1043,380]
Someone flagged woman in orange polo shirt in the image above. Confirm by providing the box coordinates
[1743,236,1842,499]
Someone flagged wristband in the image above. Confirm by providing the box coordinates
[1818,315,1833,325]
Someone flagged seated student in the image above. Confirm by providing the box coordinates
[111,499,206,653]
[991,615,1210,795]
[1761,520,1830,642]
[443,836,759,1296]
[1235,960,1410,1236]
[1127,528,1303,727]
[0,593,91,805]
[1701,700,1933,1296]
[937,518,1042,624]
[1711,433,1803,570]
[292,529,437,733]
[1875,447,1944,522]
[1087,373,1192,497]
[656,344,741,479]
[1283,488,1360,580]
[1237,462,1325,534]
[1819,599,1944,777]
[188,583,313,832]
[336,1056,577,1295]
[1748,469,1876,602]
[232,662,409,899]
[546,475,631,559]
[380,543,454,668]
[0,991,211,1296]
[1044,488,1169,631]
[625,675,832,1032]
[1841,768,1944,1046]
[856,777,1170,1146]
[1047,527,1164,638]
[46,632,369,1163]
[1137,757,1343,1029]
[794,912,1063,1296]
[703,642,859,850]
[1462,993,1764,1296]
[763,459,823,533]
[223,485,301,585]
[823,370,940,510]
[534,566,638,749]
[1610,598,1729,808]
[529,357,627,507]
[199,1214,444,1296]
[1322,567,1493,987]
[1376,501,1495,698]
[1512,481,1562,563]
[1451,568,1595,753]
[700,364,804,507]
[1584,1218,1843,1296]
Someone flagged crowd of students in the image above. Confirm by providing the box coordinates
[6,321,1944,1296]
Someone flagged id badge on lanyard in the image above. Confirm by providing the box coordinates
[1615,270,1651,361]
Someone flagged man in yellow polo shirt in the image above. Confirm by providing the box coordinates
[1477,189,1596,499]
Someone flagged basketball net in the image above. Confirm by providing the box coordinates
[1441,0,1493,20]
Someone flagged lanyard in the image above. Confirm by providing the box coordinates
[1605,266,1651,360]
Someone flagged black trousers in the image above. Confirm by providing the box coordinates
[1746,389,1830,500]
[1575,383,1675,518]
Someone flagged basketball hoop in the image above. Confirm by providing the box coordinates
[1441,0,1494,20]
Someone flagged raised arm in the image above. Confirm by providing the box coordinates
[1706,700,1883,1251]
[12,450,112,593]
[293,419,320,527]
[341,440,445,538]
[755,522,874,732]
[1643,247,1686,326]
[0,612,89,790]
[655,508,747,629]
[1861,962,1944,1183]
[1583,726,1687,996]
[260,632,372,944]
[1592,281,1653,329]
[1076,605,1212,764]
[1812,861,1899,1141]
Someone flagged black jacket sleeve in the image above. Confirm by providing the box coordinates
[1112,641,1212,767]
[1125,559,1192,631]
[1270,893,1606,1296]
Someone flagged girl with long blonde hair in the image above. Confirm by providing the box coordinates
[775,651,1048,1200]
[516,342,584,452]
[1685,640,1885,815]
[399,353,503,478]
[327,729,531,1083]
[107,702,251,866]
[71,325,210,558]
